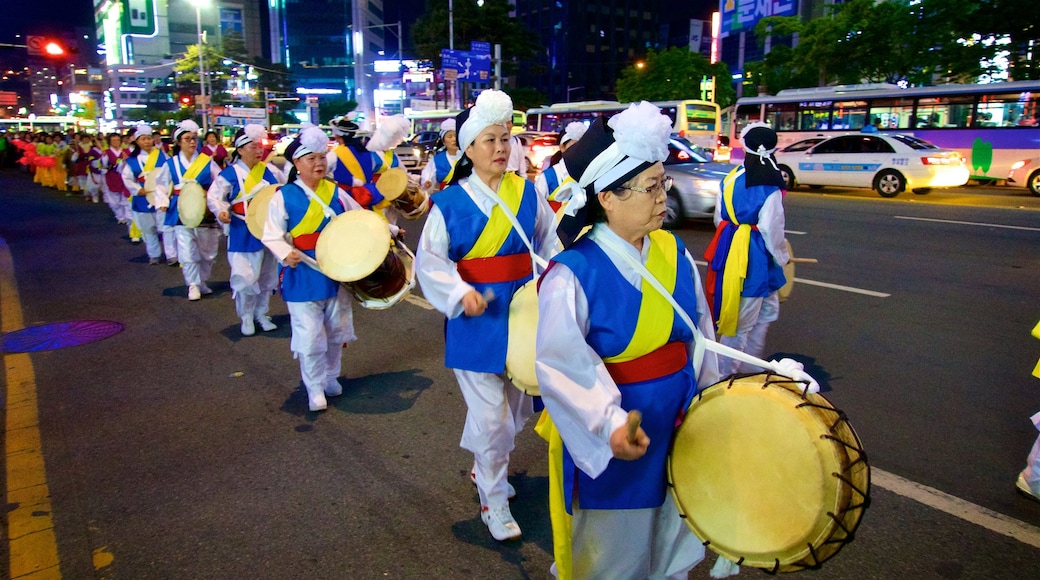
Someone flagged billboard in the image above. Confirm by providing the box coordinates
[720,0,798,37]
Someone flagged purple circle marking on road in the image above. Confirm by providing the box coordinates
[1,320,125,353]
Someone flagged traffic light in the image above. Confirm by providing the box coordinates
[180,94,194,107]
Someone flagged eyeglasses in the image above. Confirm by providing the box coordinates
[619,176,673,197]
[182,136,198,142]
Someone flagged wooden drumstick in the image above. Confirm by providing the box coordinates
[625,410,643,444]
[789,257,818,264]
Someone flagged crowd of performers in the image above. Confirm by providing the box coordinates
[10,98,830,579]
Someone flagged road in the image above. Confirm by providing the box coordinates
[1,169,1039,579]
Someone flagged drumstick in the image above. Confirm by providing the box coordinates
[625,410,643,444]
[789,257,818,264]
[481,288,496,303]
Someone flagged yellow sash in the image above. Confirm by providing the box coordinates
[143,148,160,172]
[232,162,269,203]
[375,150,394,174]
[548,175,575,201]
[334,145,366,184]
[534,412,573,580]
[717,167,751,337]
[462,173,526,259]
[180,153,211,182]
[289,180,336,238]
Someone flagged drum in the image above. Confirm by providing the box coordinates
[376,167,409,202]
[245,184,281,240]
[177,181,208,228]
[392,184,430,219]
[779,239,795,302]
[506,280,539,395]
[142,169,160,193]
[668,373,869,573]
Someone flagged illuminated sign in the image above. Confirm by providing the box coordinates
[720,0,797,37]
[296,88,343,95]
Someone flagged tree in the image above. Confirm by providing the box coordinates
[318,98,359,125]
[502,86,547,111]
[615,48,735,108]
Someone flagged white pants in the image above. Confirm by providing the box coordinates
[176,226,221,287]
[286,291,356,398]
[78,176,100,201]
[159,210,178,261]
[570,494,705,580]
[102,184,126,219]
[131,211,162,259]
[453,369,533,508]
[1024,411,1040,492]
[228,249,279,318]
[718,291,780,376]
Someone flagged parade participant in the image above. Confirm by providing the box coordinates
[703,122,789,376]
[54,135,71,192]
[419,118,461,194]
[207,123,286,336]
[121,124,170,264]
[533,121,587,214]
[415,90,559,542]
[326,115,384,210]
[1016,321,1040,502]
[505,118,528,177]
[262,126,392,412]
[154,119,220,300]
[101,133,133,227]
[367,114,410,180]
[201,131,229,168]
[70,133,103,203]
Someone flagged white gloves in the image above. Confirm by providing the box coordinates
[771,357,820,394]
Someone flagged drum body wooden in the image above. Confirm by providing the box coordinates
[177,181,208,228]
[506,280,539,395]
[668,373,869,573]
[245,184,280,240]
[315,210,414,310]
[393,185,430,219]
[779,239,795,302]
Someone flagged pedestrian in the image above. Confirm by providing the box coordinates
[201,131,229,168]
[121,124,170,264]
[415,89,559,542]
[860,116,880,133]
[70,133,103,203]
[703,122,790,376]
[419,118,461,194]
[533,121,587,215]
[154,119,221,300]
[1016,320,1040,502]
[326,115,385,210]
[534,103,725,579]
[261,126,393,412]
[207,123,286,336]
[101,133,133,227]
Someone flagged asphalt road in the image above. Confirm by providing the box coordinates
[1,170,1039,579]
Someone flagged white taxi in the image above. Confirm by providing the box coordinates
[774,133,969,197]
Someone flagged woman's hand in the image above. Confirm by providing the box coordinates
[284,249,303,267]
[218,210,231,224]
[610,423,649,461]
[461,290,487,317]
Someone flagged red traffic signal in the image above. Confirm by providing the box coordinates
[179,94,194,106]
[44,41,65,56]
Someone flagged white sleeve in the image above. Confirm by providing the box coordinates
[684,250,722,389]
[207,174,232,215]
[121,162,140,196]
[758,189,789,265]
[269,163,288,185]
[534,172,549,200]
[532,189,561,262]
[420,157,437,190]
[152,164,171,208]
[414,205,471,319]
[261,191,294,262]
[535,263,629,479]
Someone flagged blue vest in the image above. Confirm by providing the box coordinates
[331,144,374,184]
[542,165,562,197]
[164,154,215,227]
[433,178,538,372]
[551,234,700,511]
[126,151,167,213]
[221,163,280,253]
[279,182,346,302]
[433,151,454,185]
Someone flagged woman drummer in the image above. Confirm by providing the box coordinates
[154,119,221,301]
[207,123,286,336]
[121,124,170,264]
[419,118,461,194]
[261,126,396,412]
[534,104,725,579]
[415,90,559,542]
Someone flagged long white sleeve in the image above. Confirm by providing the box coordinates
[758,189,789,266]
[207,173,233,215]
[415,204,471,319]
[419,157,437,191]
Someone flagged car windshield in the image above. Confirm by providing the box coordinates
[666,135,712,164]
[890,134,940,150]
[782,139,824,152]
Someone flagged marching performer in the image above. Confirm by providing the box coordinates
[201,131,229,169]
[415,90,559,542]
[419,118,461,194]
[154,119,220,300]
[262,126,395,412]
[533,121,587,215]
[326,115,385,210]
[703,122,789,376]
[121,125,171,264]
[69,133,103,203]
[207,123,286,336]
[1016,321,1040,502]
[366,114,413,223]
[101,133,133,227]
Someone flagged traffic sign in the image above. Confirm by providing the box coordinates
[470,41,491,55]
[25,36,45,56]
[226,107,266,119]
[440,48,490,84]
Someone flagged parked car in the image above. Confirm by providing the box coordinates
[1008,156,1040,196]
[514,131,559,173]
[774,133,969,197]
[662,135,733,229]
[393,140,420,169]
[408,131,441,165]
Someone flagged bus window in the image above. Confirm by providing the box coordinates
[976,92,1039,127]
[832,100,868,130]
[765,103,797,131]
[734,103,762,137]
[798,101,832,131]
[914,96,973,128]
[869,98,914,129]
[683,102,717,132]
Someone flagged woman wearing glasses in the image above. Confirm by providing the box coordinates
[534,103,723,579]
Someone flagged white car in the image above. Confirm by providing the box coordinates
[1008,156,1040,196]
[774,133,969,197]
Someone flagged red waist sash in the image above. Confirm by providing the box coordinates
[457,252,532,284]
[231,202,246,215]
[548,200,563,212]
[605,341,688,385]
[293,232,320,251]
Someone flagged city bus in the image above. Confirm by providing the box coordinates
[524,99,722,151]
[405,109,527,135]
[0,116,86,132]
[726,81,1040,181]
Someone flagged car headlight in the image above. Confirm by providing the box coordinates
[1010,160,1027,171]
[691,179,719,195]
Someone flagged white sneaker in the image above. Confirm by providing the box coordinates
[481,505,521,541]
[324,380,343,397]
[240,317,255,336]
[470,465,517,500]
[256,315,277,332]
[1016,472,1040,502]
[308,392,328,412]
[199,283,213,295]
[188,284,201,301]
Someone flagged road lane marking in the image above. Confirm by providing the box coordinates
[691,260,890,298]
[1,237,63,579]
[894,215,1040,232]
[784,230,807,235]
[404,294,435,310]
[872,468,1040,549]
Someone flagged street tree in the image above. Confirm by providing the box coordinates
[615,48,735,108]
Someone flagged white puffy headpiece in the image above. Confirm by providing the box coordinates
[173,119,201,141]
[131,124,153,141]
[560,121,588,146]
[366,114,411,152]
[287,126,329,160]
[439,118,456,136]
[234,123,267,148]
[456,90,513,151]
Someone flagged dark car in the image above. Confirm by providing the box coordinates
[408,131,441,165]
[662,135,733,229]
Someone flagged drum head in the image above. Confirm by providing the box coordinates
[143,169,160,192]
[245,184,280,240]
[316,210,391,282]
[178,181,208,228]
[669,373,868,572]
[506,280,540,395]
[376,167,408,201]
[145,190,157,209]
[779,238,795,302]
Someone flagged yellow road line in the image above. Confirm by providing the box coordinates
[1,237,62,579]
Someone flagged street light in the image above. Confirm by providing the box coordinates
[190,0,210,133]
